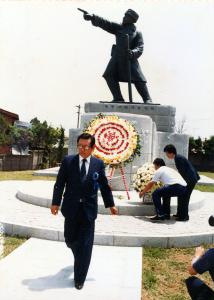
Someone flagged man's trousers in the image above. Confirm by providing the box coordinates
[152,184,186,217]
[177,183,196,219]
[64,205,95,284]
[185,276,214,300]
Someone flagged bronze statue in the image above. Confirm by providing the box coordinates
[79,8,153,104]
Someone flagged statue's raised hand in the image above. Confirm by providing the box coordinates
[83,13,93,21]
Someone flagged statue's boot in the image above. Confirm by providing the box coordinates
[135,82,153,103]
[104,77,125,102]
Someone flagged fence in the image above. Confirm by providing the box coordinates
[189,153,214,172]
[0,150,43,171]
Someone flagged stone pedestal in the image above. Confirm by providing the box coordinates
[69,102,189,191]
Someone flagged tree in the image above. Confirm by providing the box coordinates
[57,126,65,163]
[29,117,63,168]
[0,115,11,145]
[175,116,187,134]
[203,136,214,155]
[10,126,33,154]
[189,136,203,154]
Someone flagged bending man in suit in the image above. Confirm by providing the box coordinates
[51,133,118,290]
[164,144,200,221]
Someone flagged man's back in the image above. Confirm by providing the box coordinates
[175,154,200,184]
[153,166,187,186]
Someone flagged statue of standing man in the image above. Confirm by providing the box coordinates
[81,9,153,104]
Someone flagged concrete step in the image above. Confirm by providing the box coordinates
[0,238,142,300]
[34,168,214,187]
[0,181,214,247]
[16,180,204,216]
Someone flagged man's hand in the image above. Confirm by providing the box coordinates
[195,246,205,258]
[83,13,93,21]
[188,246,205,275]
[110,206,118,215]
[127,49,134,59]
[51,205,59,215]
[139,191,144,198]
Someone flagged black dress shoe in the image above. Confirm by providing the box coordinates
[176,216,189,222]
[74,282,84,290]
[173,214,179,218]
[111,99,125,102]
[164,215,171,220]
[144,99,153,104]
[150,215,165,221]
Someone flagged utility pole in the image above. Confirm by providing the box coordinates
[76,105,81,128]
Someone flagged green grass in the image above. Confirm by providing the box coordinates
[199,172,214,180]
[1,235,27,258]
[195,184,214,192]
[142,245,214,300]
[0,170,55,181]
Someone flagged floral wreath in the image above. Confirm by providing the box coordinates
[84,113,141,166]
[132,163,163,194]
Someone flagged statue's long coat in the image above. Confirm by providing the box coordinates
[91,15,147,83]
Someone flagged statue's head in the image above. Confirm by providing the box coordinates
[123,9,139,24]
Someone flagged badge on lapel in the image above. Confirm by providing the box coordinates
[92,172,99,191]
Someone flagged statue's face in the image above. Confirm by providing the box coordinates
[122,13,134,25]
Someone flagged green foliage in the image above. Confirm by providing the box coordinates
[189,136,214,155]
[203,136,214,155]
[143,269,157,290]
[10,126,33,154]
[1,235,28,258]
[0,114,11,145]
[29,117,65,168]
[57,126,65,162]
[144,247,167,259]
[195,184,214,193]
[189,136,203,154]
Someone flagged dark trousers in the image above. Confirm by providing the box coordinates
[185,276,214,300]
[64,205,95,284]
[104,76,152,102]
[177,183,195,219]
[152,184,186,217]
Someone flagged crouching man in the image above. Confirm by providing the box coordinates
[139,158,186,221]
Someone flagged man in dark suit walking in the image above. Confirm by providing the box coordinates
[164,144,200,221]
[51,133,118,290]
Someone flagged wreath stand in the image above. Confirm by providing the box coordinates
[108,165,130,200]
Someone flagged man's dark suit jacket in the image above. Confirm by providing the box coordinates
[175,154,200,185]
[52,155,115,221]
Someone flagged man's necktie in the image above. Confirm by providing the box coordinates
[80,158,87,182]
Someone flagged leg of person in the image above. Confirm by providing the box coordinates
[179,184,195,220]
[155,184,186,218]
[152,187,166,220]
[175,196,182,218]
[185,276,214,300]
[162,196,171,219]
[104,76,125,102]
[134,81,152,103]
[74,208,95,286]
[64,215,80,259]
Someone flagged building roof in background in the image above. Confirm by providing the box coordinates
[0,108,19,120]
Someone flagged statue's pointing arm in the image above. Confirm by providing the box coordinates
[83,13,120,34]
[131,31,144,59]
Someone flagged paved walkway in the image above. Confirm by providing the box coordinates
[0,238,142,300]
[0,180,214,247]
